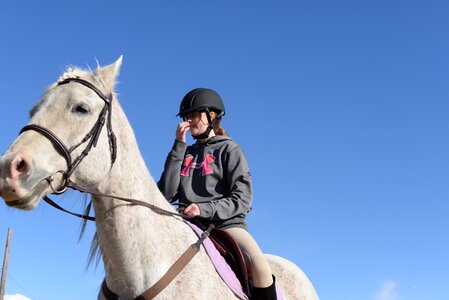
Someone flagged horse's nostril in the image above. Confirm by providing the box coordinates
[13,156,29,175]
[17,160,25,171]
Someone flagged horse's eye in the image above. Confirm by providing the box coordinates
[72,104,90,115]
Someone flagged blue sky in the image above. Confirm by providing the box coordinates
[1,1,448,299]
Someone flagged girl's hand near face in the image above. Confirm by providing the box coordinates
[176,121,190,143]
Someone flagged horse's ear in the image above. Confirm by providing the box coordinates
[95,55,123,92]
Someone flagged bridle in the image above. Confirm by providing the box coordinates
[18,77,211,299]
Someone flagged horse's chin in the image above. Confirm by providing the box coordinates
[4,195,41,210]
[1,180,49,210]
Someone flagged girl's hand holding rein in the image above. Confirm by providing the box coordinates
[181,203,201,217]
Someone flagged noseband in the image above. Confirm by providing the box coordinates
[20,78,117,192]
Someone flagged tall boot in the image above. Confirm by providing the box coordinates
[251,276,277,300]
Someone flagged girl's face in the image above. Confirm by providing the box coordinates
[184,111,216,137]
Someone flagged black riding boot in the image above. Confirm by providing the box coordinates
[251,276,277,300]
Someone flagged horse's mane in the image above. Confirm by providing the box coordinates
[77,194,101,270]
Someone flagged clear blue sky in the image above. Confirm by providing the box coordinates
[1,1,448,299]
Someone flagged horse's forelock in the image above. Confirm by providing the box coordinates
[57,66,96,85]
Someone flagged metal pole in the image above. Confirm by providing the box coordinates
[0,228,13,300]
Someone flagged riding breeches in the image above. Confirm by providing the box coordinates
[223,227,274,288]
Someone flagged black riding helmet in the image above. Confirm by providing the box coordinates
[178,88,225,139]
[178,88,225,118]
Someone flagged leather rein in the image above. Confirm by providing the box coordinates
[19,78,206,299]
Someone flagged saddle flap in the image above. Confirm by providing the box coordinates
[210,228,251,297]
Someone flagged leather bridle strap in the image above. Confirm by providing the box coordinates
[43,195,95,221]
[58,78,112,104]
[102,225,214,300]
[20,124,72,168]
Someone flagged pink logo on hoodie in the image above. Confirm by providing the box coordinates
[181,154,216,176]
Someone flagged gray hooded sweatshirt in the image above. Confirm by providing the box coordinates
[158,135,252,230]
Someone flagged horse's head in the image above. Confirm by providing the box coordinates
[0,57,123,210]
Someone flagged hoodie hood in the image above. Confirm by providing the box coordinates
[193,135,232,147]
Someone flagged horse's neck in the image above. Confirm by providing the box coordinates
[92,117,193,296]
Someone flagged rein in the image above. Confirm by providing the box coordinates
[42,179,188,221]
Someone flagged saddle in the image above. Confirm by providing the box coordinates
[209,228,252,298]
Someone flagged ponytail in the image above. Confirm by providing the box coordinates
[213,118,229,137]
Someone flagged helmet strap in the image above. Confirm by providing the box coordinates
[192,108,217,140]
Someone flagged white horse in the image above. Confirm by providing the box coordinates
[0,57,319,300]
